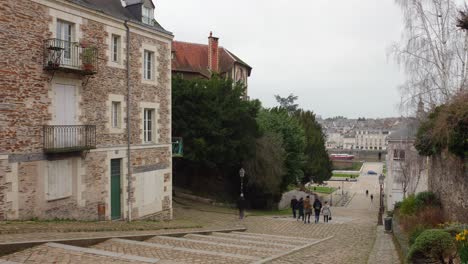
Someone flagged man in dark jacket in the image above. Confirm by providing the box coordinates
[290,196,298,218]
[297,197,304,222]
[313,197,322,223]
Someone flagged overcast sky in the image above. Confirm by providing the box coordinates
[157,0,405,118]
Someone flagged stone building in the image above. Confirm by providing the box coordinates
[355,129,389,150]
[172,32,252,94]
[0,0,173,221]
[385,119,428,210]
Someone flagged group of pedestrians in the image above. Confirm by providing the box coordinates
[290,195,332,224]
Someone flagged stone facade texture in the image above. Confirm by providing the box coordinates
[428,151,468,222]
[0,0,173,220]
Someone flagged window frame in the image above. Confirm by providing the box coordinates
[111,34,121,63]
[111,101,121,129]
[143,108,155,143]
[142,6,154,25]
[144,50,153,80]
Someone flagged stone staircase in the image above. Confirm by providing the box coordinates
[0,231,325,264]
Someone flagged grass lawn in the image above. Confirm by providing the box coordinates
[333,173,359,178]
[308,186,336,194]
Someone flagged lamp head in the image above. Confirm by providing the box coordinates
[239,168,245,178]
[379,174,385,185]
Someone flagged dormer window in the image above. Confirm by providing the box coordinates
[142,6,154,25]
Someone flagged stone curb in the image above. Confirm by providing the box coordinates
[231,231,317,242]
[154,236,277,252]
[251,236,335,264]
[0,227,247,257]
[186,234,296,249]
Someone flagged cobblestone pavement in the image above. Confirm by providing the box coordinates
[0,162,401,263]
[367,226,401,264]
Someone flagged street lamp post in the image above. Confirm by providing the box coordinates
[378,174,385,225]
[239,168,245,197]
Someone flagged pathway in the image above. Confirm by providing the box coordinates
[0,162,401,263]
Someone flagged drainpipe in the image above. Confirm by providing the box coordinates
[124,20,132,222]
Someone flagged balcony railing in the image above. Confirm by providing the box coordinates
[172,137,183,157]
[43,125,96,153]
[43,38,98,75]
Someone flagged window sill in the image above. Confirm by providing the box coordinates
[107,61,125,69]
[141,78,158,86]
[47,195,72,202]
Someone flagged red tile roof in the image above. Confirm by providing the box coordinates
[172,41,251,78]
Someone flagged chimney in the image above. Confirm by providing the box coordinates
[208,31,219,73]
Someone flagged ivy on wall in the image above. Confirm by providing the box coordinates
[415,93,468,159]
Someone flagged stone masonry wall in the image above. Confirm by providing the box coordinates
[0,1,172,220]
[0,0,51,154]
[0,159,9,220]
[428,151,468,222]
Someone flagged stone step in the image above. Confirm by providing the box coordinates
[211,232,309,246]
[184,234,296,250]
[232,231,318,243]
[0,243,158,263]
[146,235,274,258]
[91,238,255,264]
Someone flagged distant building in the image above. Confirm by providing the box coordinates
[385,119,428,209]
[355,129,389,150]
[172,32,252,94]
[343,133,356,150]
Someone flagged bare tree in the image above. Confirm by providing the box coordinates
[391,0,467,112]
[394,141,427,198]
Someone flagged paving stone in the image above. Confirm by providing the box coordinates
[91,238,251,264]
[0,244,147,263]
[210,232,311,246]
[185,234,296,250]
[147,236,274,258]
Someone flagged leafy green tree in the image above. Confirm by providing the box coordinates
[244,132,286,209]
[172,75,261,196]
[274,94,299,114]
[294,110,333,184]
[257,108,305,189]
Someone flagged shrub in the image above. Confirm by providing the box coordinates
[456,229,468,264]
[400,207,444,233]
[394,201,402,209]
[409,224,429,246]
[408,229,456,263]
[400,195,417,216]
[415,191,440,209]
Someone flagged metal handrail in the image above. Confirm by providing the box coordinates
[43,38,98,74]
[43,125,96,153]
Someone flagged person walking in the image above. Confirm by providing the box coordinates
[313,196,322,224]
[370,194,374,203]
[304,196,312,224]
[366,190,369,196]
[238,194,247,220]
[297,197,304,222]
[290,196,298,218]
[321,201,331,223]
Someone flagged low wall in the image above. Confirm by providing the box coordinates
[329,149,386,162]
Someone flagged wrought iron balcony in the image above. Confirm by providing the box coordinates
[172,137,183,157]
[43,38,98,75]
[43,125,96,153]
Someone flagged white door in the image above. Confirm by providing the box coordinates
[54,84,76,125]
[53,84,77,149]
